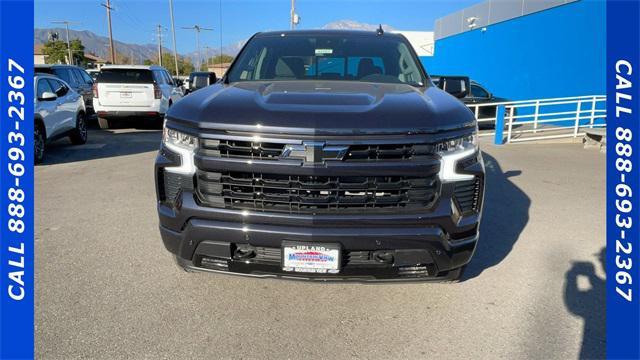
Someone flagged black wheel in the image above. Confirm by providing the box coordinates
[34,123,45,164]
[69,113,88,145]
[98,117,111,129]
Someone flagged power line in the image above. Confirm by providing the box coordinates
[51,20,80,65]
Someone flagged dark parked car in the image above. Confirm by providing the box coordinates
[185,71,217,94]
[155,30,485,281]
[432,76,511,128]
[35,65,95,114]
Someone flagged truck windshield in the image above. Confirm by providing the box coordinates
[227,34,426,86]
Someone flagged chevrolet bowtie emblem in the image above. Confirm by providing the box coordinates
[281,142,349,163]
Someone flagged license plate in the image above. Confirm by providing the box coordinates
[282,242,341,274]
[120,91,132,98]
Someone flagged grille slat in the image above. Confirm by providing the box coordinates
[199,139,438,162]
[197,170,439,214]
[453,177,482,214]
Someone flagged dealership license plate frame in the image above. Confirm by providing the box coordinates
[282,241,342,274]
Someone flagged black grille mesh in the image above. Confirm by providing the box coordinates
[199,139,437,162]
[196,170,439,214]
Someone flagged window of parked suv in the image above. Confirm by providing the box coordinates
[36,79,55,100]
[96,69,154,83]
[227,34,426,86]
[46,78,69,97]
[74,68,93,85]
[192,74,209,88]
[470,84,489,98]
[160,71,174,85]
[152,70,167,85]
[52,68,75,86]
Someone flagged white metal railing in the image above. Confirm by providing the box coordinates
[466,95,607,144]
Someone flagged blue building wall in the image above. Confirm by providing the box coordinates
[420,0,605,101]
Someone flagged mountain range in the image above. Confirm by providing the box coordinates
[34,20,397,64]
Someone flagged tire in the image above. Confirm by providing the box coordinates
[69,113,88,145]
[98,117,111,129]
[34,122,45,164]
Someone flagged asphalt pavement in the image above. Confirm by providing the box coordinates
[35,126,606,359]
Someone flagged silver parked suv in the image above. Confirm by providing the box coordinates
[34,73,88,163]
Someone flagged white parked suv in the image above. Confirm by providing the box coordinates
[92,65,183,129]
[34,73,88,163]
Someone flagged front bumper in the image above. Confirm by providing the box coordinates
[157,178,483,281]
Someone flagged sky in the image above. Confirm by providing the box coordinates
[34,0,479,54]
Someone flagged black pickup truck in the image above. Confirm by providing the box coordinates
[155,29,485,281]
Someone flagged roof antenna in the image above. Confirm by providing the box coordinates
[376,24,384,36]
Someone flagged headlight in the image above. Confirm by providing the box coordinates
[162,125,198,175]
[434,133,477,153]
[437,132,478,182]
[163,127,198,150]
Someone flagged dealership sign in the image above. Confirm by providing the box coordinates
[607,0,640,358]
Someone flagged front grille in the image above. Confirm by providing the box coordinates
[196,171,439,214]
[199,139,436,162]
[453,177,483,214]
[201,139,285,160]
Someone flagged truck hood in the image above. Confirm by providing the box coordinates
[168,81,475,135]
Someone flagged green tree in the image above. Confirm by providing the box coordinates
[147,53,194,76]
[43,39,86,65]
[203,54,234,68]
[42,40,68,64]
[212,54,234,64]
[69,39,86,66]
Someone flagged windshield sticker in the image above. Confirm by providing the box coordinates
[315,48,333,55]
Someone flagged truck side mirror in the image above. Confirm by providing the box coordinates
[210,72,217,84]
[435,76,470,99]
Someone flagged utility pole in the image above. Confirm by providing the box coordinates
[102,0,116,64]
[290,0,295,30]
[290,0,300,29]
[182,25,213,71]
[168,0,180,77]
[203,46,212,68]
[51,21,79,65]
[156,25,164,66]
